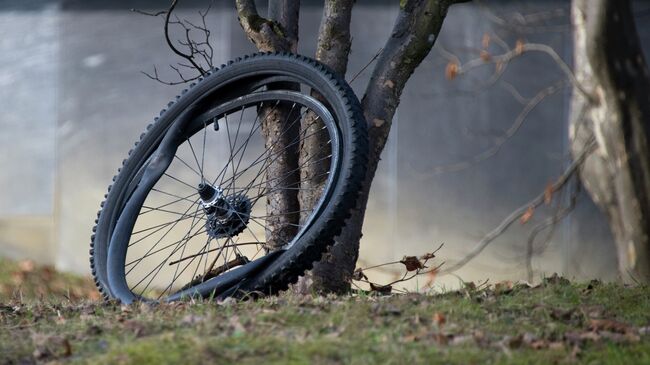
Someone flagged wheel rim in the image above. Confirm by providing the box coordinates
[106,90,341,302]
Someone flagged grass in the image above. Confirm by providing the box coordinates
[2,258,650,364]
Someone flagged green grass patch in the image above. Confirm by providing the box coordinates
[1,259,650,364]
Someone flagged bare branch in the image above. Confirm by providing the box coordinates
[136,0,216,85]
[141,66,201,86]
[525,178,580,282]
[476,0,570,34]
[131,8,167,17]
[349,48,383,84]
[163,0,206,75]
[454,42,594,101]
[431,79,569,174]
[362,1,461,155]
[440,136,597,275]
[351,244,445,294]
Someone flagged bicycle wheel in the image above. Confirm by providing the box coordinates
[90,53,368,304]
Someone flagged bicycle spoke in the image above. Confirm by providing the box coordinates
[174,155,202,178]
[186,137,204,182]
[116,89,341,302]
[139,192,197,215]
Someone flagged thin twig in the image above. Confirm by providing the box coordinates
[432,79,569,174]
[440,137,597,275]
[525,176,581,282]
[348,48,383,84]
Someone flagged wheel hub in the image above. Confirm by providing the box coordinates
[198,183,251,240]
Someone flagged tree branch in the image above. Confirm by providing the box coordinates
[235,0,291,52]
[163,0,206,75]
[321,0,466,294]
[431,79,569,174]
[525,177,580,282]
[268,0,300,52]
[440,136,597,275]
[362,0,467,157]
[135,0,215,84]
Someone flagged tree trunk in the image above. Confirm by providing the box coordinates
[570,0,650,282]
[298,0,353,226]
[309,0,465,293]
[295,0,355,294]
[236,0,301,250]
[236,0,465,292]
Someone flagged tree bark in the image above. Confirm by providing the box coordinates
[235,0,301,250]
[236,0,465,291]
[570,0,650,282]
[309,0,466,293]
[295,0,355,293]
[298,0,354,222]
[268,0,300,52]
[236,0,293,52]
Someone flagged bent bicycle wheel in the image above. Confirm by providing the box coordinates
[90,53,368,304]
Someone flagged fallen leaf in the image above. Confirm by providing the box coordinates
[432,332,451,345]
[550,308,575,321]
[464,282,477,291]
[31,333,72,360]
[589,319,633,334]
[473,330,489,347]
[501,334,523,349]
[369,283,392,295]
[543,273,570,286]
[352,268,368,281]
[123,320,147,337]
[325,325,345,338]
[564,330,600,346]
[599,330,640,343]
[373,303,401,316]
[580,305,604,320]
[228,315,246,334]
[86,325,102,336]
[402,334,418,343]
[181,314,206,325]
[494,281,514,294]
[433,312,446,327]
[18,260,35,273]
[570,344,582,360]
[530,339,548,350]
[450,334,474,346]
[400,256,425,272]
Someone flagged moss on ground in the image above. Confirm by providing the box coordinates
[1,258,650,364]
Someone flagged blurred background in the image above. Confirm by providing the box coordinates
[2,0,649,290]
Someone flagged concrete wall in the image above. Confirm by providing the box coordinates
[1,0,648,288]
